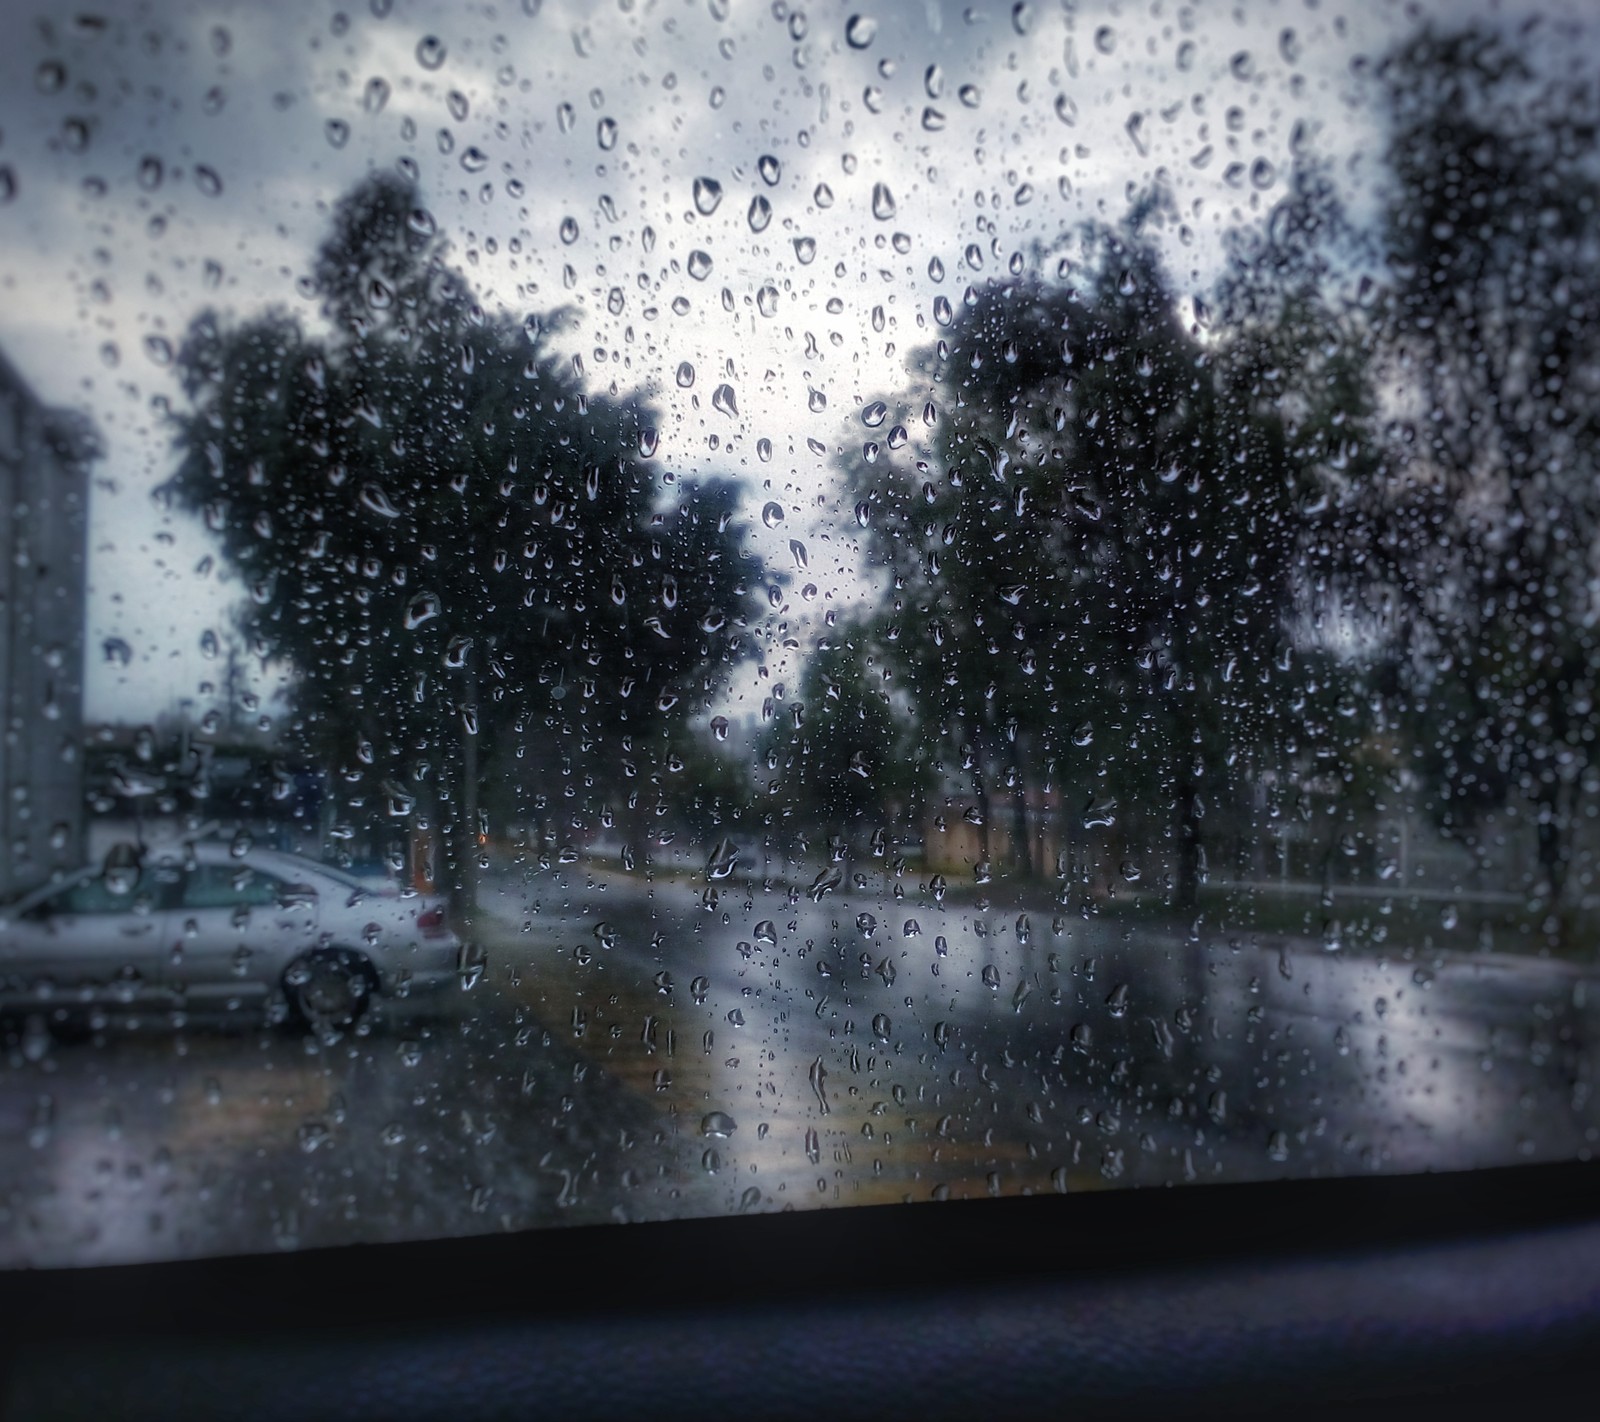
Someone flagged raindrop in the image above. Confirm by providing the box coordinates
[459,146,489,172]
[789,539,809,569]
[757,286,780,317]
[597,116,618,150]
[711,383,739,417]
[808,865,843,901]
[404,591,441,629]
[415,35,447,70]
[870,182,896,220]
[809,1057,830,1114]
[845,14,877,48]
[862,401,887,428]
[359,483,402,518]
[692,176,724,215]
[921,108,946,132]
[686,249,714,280]
[871,1013,892,1042]
[690,975,710,1004]
[325,118,351,148]
[754,919,778,944]
[761,501,785,528]
[793,236,818,264]
[229,829,253,860]
[958,84,980,108]
[559,216,580,244]
[705,836,739,880]
[676,361,696,388]
[701,1111,738,1138]
[856,912,878,937]
[747,195,772,232]
[638,427,660,457]
[364,76,391,114]
[807,387,827,413]
[925,64,943,99]
[101,842,142,896]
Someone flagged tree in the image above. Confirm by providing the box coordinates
[849,187,1364,906]
[161,173,763,902]
[759,621,926,844]
[1373,27,1600,908]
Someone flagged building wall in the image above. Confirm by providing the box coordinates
[0,349,93,897]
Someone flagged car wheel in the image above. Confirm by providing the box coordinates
[282,948,377,1034]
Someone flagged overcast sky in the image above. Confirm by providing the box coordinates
[0,0,1587,729]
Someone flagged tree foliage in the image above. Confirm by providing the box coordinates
[162,174,763,889]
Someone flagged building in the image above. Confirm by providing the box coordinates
[0,347,96,897]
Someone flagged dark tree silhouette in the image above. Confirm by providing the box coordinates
[848,187,1365,906]
[161,174,763,901]
[1373,27,1600,908]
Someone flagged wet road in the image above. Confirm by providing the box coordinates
[2,858,1595,1267]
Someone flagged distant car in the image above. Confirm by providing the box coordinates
[0,841,464,1034]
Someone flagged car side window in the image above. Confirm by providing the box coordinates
[37,873,164,917]
[179,864,283,911]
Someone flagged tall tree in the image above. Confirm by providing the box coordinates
[1374,27,1600,908]
[850,188,1362,906]
[161,173,762,899]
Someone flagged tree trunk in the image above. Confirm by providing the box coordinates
[963,713,992,865]
[1174,779,1203,911]
[1006,737,1032,877]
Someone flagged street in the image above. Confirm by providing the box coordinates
[2,855,1595,1267]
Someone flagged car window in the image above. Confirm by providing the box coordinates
[39,872,166,918]
[179,864,283,911]
[1,0,1597,1269]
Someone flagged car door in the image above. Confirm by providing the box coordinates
[1,865,178,1002]
[170,860,319,1004]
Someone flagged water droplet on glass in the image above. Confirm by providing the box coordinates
[404,591,441,630]
[597,116,618,150]
[559,216,580,244]
[845,14,877,48]
[701,1110,738,1138]
[711,383,738,417]
[958,84,981,108]
[871,1013,892,1042]
[675,360,696,389]
[705,836,739,881]
[747,195,772,233]
[793,236,817,263]
[359,483,402,518]
[808,865,843,901]
[686,249,713,280]
[870,182,896,220]
[415,35,447,70]
[692,176,724,215]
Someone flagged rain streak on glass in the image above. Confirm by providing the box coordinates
[0,0,1593,1272]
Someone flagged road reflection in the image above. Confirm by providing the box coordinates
[1,860,1594,1266]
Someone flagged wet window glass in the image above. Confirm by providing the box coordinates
[0,0,1596,1266]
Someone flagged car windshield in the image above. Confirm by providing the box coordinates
[1,0,1596,1268]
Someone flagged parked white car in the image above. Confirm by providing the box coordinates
[0,840,465,1034]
